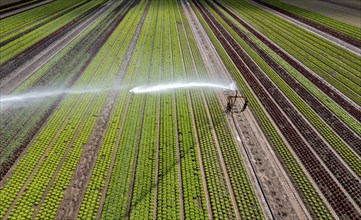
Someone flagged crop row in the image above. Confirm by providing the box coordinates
[191,0,359,218]
[0,0,45,14]
[178,4,237,218]
[77,1,151,218]
[256,0,361,44]
[201,0,361,205]
[34,2,142,219]
[212,0,361,121]
[191,4,333,217]
[158,1,182,218]
[0,0,133,182]
[0,2,136,218]
[0,0,83,36]
[1,0,90,45]
[0,0,106,65]
[172,1,209,218]
[99,1,159,218]
[204,0,361,164]
[220,0,361,105]
[179,3,266,218]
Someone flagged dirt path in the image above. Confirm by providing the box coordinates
[0,1,114,95]
[0,0,54,19]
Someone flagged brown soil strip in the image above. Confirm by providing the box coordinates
[96,94,132,219]
[212,0,361,123]
[29,96,101,220]
[0,0,53,19]
[53,91,116,220]
[192,0,360,218]
[252,0,361,48]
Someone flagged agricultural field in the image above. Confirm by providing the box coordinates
[0,0,360,219]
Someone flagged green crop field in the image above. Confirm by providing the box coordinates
[0,0,360,219]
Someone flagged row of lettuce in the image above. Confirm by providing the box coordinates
[259,0,361,41]
[0,0,108,65]
[1,0,266,219]
[191,0,360,218]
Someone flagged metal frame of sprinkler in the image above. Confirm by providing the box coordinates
[225,90,248,114]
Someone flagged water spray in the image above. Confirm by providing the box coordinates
[0,87,123,104]
[129,82,237,94]
[1,81,237,105]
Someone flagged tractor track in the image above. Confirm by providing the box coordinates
[193,0,361,218]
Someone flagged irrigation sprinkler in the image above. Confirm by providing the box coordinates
[225,90,248,114]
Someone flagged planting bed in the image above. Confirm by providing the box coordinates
[0,0,360,219]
